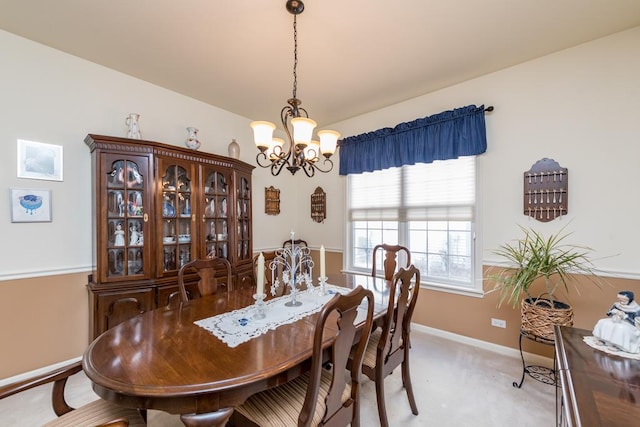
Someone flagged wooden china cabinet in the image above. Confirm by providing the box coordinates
[85,134,254,339]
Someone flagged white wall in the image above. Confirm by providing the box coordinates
[285,168,346,252]
[2,26,639,279]
[0,30,305,278]
[327,26,640,278]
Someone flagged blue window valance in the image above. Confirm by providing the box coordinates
[338,104,488,175]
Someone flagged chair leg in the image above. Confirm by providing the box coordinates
[375,372,389,427]
[353,398,361,427]
[401,356,419,415]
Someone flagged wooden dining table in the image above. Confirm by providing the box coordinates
[82,272,390,427]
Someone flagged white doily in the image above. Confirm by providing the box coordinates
[583,335,640,360]
[195,285,348,348]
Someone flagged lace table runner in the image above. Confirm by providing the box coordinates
[195,285,349,348]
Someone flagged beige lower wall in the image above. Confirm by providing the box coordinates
[320,251,640,358]
[0,273,89,379]
[331,253,640,359]
[2,253,638,379]
[413,267,640,359]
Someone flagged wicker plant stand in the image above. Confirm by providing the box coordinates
[521,297,573,341]
[513,329,556,388]
[513,298,573,388]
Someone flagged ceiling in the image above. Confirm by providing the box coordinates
[1,1,640,127]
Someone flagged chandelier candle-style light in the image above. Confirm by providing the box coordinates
[251,0,340,177]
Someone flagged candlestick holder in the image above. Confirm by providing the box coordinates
[253,293,266,319]
[284,278,302,307]
[318,276,328,296]
[269,237,314,307]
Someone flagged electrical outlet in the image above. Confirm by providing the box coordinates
[491,318,506,328]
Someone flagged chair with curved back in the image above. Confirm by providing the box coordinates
[357,264,421,427]
[282,238,309,251]
[283,238,313,279]
[0,360,145,426]
[177,257,233,304]
[231,285,375,427]
[371,244,411,280]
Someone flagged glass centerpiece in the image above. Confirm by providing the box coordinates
[270,232,314,306]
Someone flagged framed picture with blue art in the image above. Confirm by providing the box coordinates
[16,139,64,181]
[10,188,52,222]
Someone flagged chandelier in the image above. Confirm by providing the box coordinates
[251,0,340,177]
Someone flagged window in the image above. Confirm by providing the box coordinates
[345,157,482,295]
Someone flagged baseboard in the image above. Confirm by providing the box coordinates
[412,323,554,368]
[0,356,82,387]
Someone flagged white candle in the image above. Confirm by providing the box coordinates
[257,252,265,296]
[320,245,326,279]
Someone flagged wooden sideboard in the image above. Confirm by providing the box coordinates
[85,134,255,340]
[554,325,640,426]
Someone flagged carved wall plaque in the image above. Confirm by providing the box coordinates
[523,158,568,222]
[311,187,326,223]
[265,186,280,216]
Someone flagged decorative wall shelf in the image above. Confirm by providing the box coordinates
[523,158,568,222]
[311,187,326,223]
[265,186,280,216]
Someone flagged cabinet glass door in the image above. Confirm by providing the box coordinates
[203,169,230,261]
[104,156,149,280]
[160,161,194,273]
[236,175,252,262]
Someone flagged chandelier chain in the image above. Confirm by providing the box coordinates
[251,0,339,177]
[292,14,298,100]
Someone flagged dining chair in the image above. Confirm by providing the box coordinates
[231,285,375,427]
[0,360,145,426]
[177,257,233,304]
[357,264,420,427]
[371,244,411,280]
[282,238,309,250]
[283,238,313,279]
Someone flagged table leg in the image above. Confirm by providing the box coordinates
[180,408,234,427]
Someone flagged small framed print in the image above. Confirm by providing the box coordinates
[17,139,64,181]
[10,188,52,222]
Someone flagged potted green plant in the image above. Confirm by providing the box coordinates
[489,225,603,340]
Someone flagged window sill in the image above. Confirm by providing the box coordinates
[421,281,485,298]
[341,269,485,298]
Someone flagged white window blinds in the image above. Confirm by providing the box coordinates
[348,157,476,221]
